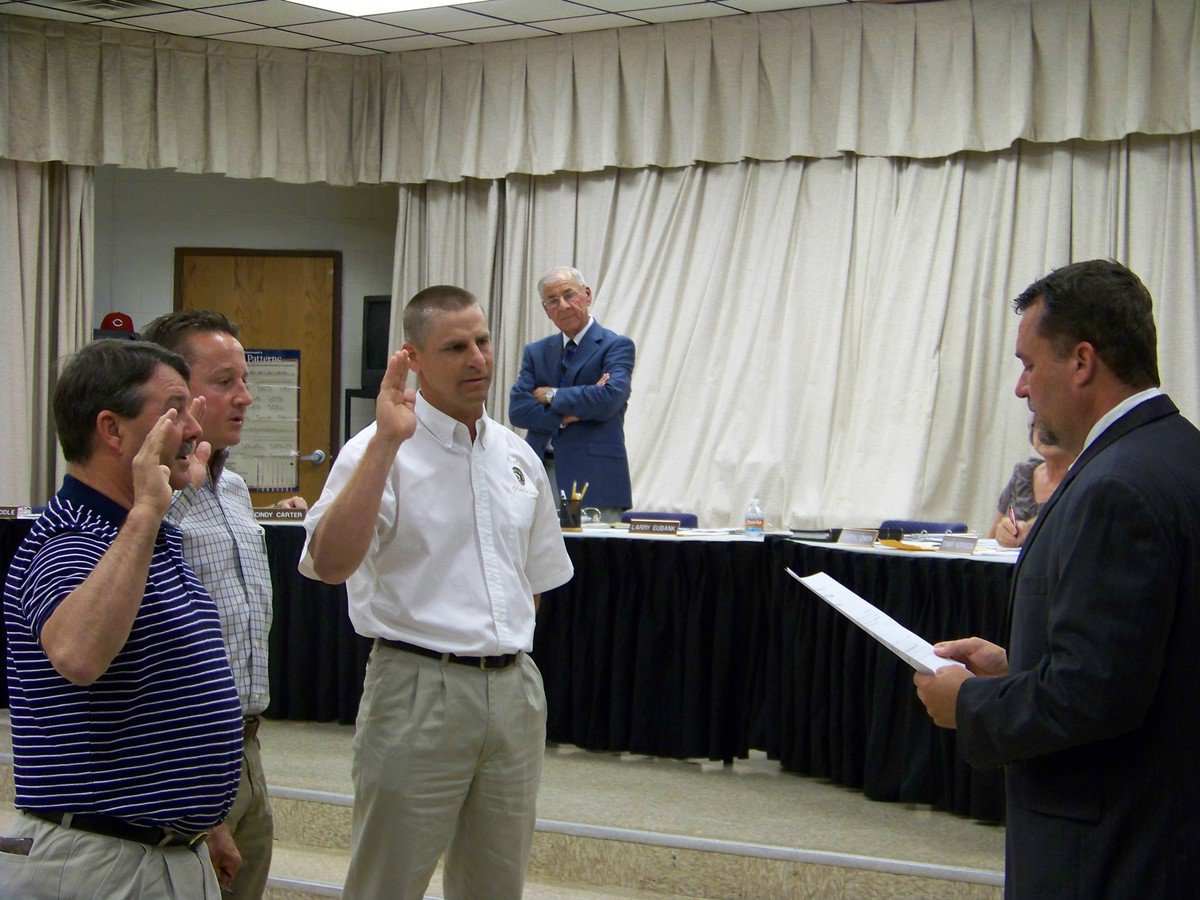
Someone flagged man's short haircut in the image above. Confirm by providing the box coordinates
[536,267,589,298]
[403,285,479,347]
[142,309,240,361]
[54,339,191,463]
[1013,259,1160,389]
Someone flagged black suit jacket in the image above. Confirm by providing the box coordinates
[957,394,1200,897]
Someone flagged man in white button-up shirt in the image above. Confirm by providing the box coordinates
[300,285,573,899]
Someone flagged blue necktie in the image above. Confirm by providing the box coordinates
[559,340,577,386]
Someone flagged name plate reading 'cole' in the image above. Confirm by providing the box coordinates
[628,518,681,536]
[254,509,307,523]
[0,506,35,519]
[938,534,979,555]
[837,528,879,547]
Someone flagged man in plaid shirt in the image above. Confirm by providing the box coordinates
[145,310,306,898]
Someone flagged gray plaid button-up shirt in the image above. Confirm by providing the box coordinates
[168,453,273,716]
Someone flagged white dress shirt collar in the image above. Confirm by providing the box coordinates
[415,390,490,450]
[1077,386,1163,462]
[563,316,594,347]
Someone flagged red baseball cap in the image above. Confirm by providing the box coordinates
[100,312,135,332]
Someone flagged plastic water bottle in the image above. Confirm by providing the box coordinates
[744,498,764,534]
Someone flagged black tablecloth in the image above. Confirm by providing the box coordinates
[1,520,1010,822]
[762,538,1008,822]
[534,536,767,762]
[262,525,370,724]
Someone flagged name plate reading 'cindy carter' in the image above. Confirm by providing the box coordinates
[253,509,307,523]
[628,519,681,536]
[837,528,879,547]
[938,534,979,555]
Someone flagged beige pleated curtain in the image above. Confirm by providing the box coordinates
[0,160,93,505]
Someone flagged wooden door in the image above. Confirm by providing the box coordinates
[175,249,341,507]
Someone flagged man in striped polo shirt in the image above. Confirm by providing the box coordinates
[0,340,244,898]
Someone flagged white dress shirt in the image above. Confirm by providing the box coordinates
[300,393,573,655]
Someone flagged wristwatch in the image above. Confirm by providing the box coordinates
[545,388,557,403]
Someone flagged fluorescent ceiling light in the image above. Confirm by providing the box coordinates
[291,0,481,15]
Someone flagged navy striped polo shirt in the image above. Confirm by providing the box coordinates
[3,476,243,833]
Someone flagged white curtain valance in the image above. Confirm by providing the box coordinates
[383,0,1200,183]
[3,0,1199,186]
[0,16,383,186]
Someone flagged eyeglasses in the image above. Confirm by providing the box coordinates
[542,288,582,309]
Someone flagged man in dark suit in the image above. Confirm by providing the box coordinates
[509,267,634,519]
[914,259,1200,896]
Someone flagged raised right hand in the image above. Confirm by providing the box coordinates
[376,350,418,444]
[132,410,183,517]
[933,636,1009,678]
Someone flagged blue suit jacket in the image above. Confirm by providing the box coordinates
[508,320,634,509]
[957,395,1200,897]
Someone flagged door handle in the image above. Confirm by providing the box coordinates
[296,449,327,465]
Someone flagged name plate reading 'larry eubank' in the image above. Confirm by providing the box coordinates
[628,518,680,536]
[253,509,307,523]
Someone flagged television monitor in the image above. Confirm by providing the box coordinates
[361,295,392,392]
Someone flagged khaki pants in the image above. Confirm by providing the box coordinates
[222,728,274,899]
[343,645,547,900]
[0,811,221,899]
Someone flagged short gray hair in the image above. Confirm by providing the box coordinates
[537,267,588,298]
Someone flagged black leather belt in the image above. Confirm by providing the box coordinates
[376,638,520,670]
[24,810,209,849]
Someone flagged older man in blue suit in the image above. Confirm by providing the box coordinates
[509,267,634,519]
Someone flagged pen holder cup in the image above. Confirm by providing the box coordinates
[561,499,582,528]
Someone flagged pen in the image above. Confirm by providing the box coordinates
[561,489,567,505]
[579,482,589,500]
[572,480,578,500]
[1007,506,1017,532]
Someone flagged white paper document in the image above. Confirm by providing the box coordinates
[786,569,965,675]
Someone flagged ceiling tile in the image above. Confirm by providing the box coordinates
[97,18,157,29]
[449,21,553,42]
[574,0,697,11]
[360,31,467,50]
[152,0,254,7]
[22,0,177,19]
[214,0,341,27]
[465,0,592,24]
[120,9,261,34]
[366,6,500,32]
[285,16,414,39]
[537,11,639,32]
[213,24,333,45]
[724,0,838,12]
[319,42,384,53]
[0,2,96,22]
[632,2,739,24]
